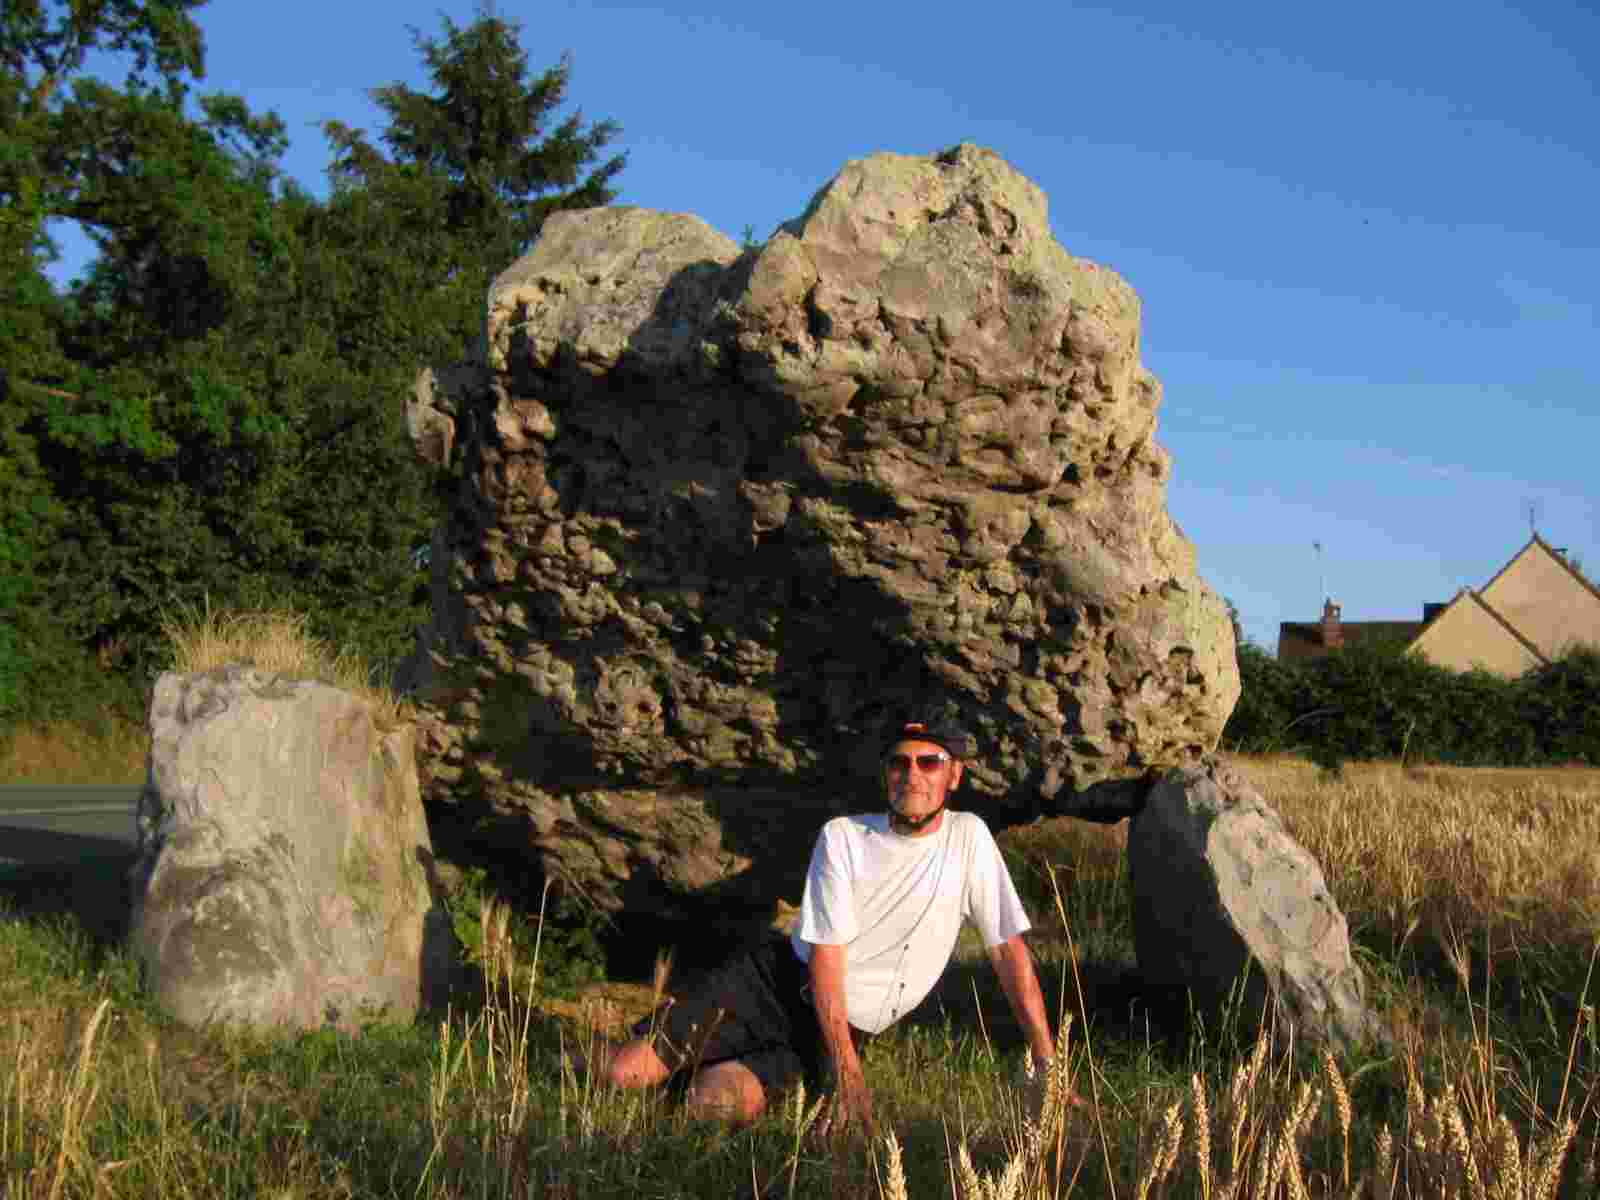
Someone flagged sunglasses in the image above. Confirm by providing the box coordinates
[885,751,950,774]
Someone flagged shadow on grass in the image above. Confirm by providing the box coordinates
[904,948,1198,1063]
[0,851,135,949]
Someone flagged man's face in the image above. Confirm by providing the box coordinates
[883,738,964,824]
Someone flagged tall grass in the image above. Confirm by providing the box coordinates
[6,757,1600,1195]
[5,599,1600,1194]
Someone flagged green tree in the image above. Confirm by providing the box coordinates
[0,0,210,727]
[3,3,628,728]
[321,5,625,299]
[25,60,309,691]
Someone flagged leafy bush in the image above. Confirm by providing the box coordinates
[1517,647,1600,765]
[443,866,607,999]
[1223,641,1600,766]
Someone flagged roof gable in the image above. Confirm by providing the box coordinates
[1477,534,1600,660]
[1407,589,1546,675]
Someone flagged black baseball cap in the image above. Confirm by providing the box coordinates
[881,718,976,761]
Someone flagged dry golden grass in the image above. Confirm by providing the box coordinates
[1240,756,1600,967]
[2,998,112,1200]
[923,1004,1592,1200]
[159,598,410,732]
[0,715,147,785]
[1003,756,1600,975]
[0,602,412,784]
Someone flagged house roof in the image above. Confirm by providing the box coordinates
[1533,534,1600,606]
[1276,535,1600,666]
[1406,587,1549,668]
[1277,619,1425,662]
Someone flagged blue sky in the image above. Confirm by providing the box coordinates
[45,0,1599,651]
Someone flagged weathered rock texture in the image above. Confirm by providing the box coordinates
[1127,763,1385,1052]
[401,143,1239,916]
[130,666,455,1031]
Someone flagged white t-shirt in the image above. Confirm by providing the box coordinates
[790,810,1031,1034]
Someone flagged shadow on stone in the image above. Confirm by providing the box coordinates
[398,143,1244,932]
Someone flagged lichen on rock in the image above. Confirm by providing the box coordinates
[400,143,1240,917]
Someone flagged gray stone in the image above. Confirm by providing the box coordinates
[1127,762,1386,1053]
[400,143,1240,917]
[130,666,455,1031]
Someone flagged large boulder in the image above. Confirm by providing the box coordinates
[130,666,455,1031]
[400,143,1239,917]
[1127,762,1385,1052]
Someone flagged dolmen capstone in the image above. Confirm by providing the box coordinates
[1128,762,1387,1052]
[129,665,454,1031]
[398,142,1242,918]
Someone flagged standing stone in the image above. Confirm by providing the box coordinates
[130,665,453,1031]
[400,142,1240,917]
[1127,762,1385,1052]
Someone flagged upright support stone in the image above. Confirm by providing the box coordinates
[1127,762,1386,1053]
[130,665,456,1031]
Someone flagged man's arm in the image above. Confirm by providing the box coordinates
[809,942,874,1134]
[987,934,1055,1068]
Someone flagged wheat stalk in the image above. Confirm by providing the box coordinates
[1363,1123,1396,1200]
[1226,1030,1270,1190]
[880,1129,909,1200]
[1488,1112,1523,1200]
[956,1141,985,1200]
[1441,1085,1486,1200]
[46,999,111,1200]
[1191,1073,1213,1200]
[1135,1097,1184,1200]
[1322,1049,1352,1192]
[992,1148,1026,1200]
[1280,1081,1321,1200]
[1528,1117,1576,1200]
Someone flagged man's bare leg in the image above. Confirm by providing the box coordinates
[685,1060,767,1125]
[589,1038,766,1124]
[596,1037,672,1088]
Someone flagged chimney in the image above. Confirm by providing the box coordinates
[1320,599,1344,648]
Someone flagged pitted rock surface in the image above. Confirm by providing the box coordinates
[400,143,1239,916]
[130,666,456,1031]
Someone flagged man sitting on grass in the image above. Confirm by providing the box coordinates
[597,718,1058,1133]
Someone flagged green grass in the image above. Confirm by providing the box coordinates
[6,771,1600,1199]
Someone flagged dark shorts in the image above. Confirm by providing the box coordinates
[631,936,867,1097]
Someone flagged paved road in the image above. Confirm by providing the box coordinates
[0,786,140,935]
[0,786,141,875]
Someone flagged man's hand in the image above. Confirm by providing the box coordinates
[815,1060,876,1142]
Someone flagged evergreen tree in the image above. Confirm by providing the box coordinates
[321,4,625,297]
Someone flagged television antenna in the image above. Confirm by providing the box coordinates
[1313,540,1325,605]
[1523,498,1542,537]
